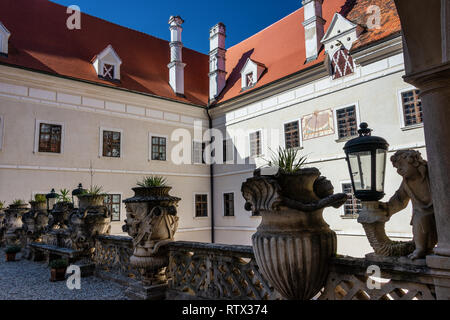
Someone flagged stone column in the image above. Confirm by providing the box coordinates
[404,62,450,299]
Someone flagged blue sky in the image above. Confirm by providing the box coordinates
[51,0,302,54]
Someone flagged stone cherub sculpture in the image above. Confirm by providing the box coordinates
[379,150,437,260]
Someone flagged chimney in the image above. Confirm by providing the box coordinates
[302,0,325,62]
[209,23,227,101]
[168,16,186,96]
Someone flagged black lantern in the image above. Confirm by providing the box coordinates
[46,188,59,211]
[343,123,389,202]
[71,183,86,207]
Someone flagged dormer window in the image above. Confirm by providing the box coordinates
[92,45,122,81]
[240,58,266,90]
[0,21,11,55]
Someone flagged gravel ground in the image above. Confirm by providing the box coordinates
[0,249,128,300]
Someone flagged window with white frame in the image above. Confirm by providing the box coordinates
[100,128,122,158]
[249,131,262,158]
[223,192,235,217]
[151,136,167,161]
[284,120,301,149]
[195,194,208,217]
[0,115,3,150]
[104,194,121,221]
[223,138,234,164]
[335,105,358,140]
[401,89,423,127]
[193,141,206,164]
[34,120,65,154]
[342,183,361,217]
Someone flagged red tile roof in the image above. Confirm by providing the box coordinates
[0,0,210,106]
[216,0,401,104]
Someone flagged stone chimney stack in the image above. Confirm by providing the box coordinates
[209,22,227,101]
[168,16,186,96]
[302,0,325,62]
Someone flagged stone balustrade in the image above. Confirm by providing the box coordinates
[165,241,281,300]
[320,256,436,300]
[93,235,142,284]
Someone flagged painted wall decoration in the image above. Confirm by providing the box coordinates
[301,109,335,140]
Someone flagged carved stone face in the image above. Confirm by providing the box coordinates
[393,157,418,179]
[125,203,141,238]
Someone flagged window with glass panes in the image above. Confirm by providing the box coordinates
[284,121,300,149]
[151,136,166,161]
[223,193,234,217]
[195,194,208,217]
[102,130,121,157]
[39,123,62,153]
[104,194,121,221]
[249,131,261,157]
[342,183,362,216]
[336,106,358,139]
[401,89,423,127]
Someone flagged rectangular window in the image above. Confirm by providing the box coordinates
[0,115,3,150]
[401,89,423,127]
[193,141,206,164]
[223,138,234,163]
[336,105,358,139]
[103,63,115,80]
[151,136,167,161]
[38,123,62,153]
[195,194,208,217]
[102,130,121,158]
[342,183,362,217]
[104,194,121,221]
[223,193,235,217]
[249,131,261,158]
[284,121,300,149]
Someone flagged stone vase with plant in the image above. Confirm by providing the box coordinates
[4,200,28,246]
[123,176,181,299]
[242,147,348,300]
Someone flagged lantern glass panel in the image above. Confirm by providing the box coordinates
[348,151,372,191]
[48,197,57,210]
[376,149,387,192]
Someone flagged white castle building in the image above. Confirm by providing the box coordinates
[0,0,425,256]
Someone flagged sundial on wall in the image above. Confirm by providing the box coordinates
[302,109,335,140]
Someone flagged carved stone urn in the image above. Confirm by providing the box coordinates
[0,208,5,246]
[69,194,111,256]
[123,186,180,299]
[242,168,347,300]
[47,201,73,230]
[22,201,49,258]
[4,203,29,247]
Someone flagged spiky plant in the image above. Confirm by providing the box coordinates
[137,176,168,188]
[12,199,26,206]
[81,185,105,196]
[34,194,46,203]
[267,146,307,174]
[58,189,72,202]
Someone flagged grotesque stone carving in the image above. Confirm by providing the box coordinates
[21,201,49,258]
[379,150,437,260]
[0,209,5,246]
[123,186,180,299]
[3,203,28,246]
[242,168,347,300]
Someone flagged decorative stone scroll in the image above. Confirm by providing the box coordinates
[21,201,49,258]
[242,168,348,300]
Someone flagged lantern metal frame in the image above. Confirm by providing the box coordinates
[45,188,59,212]
[343,123,389,202]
